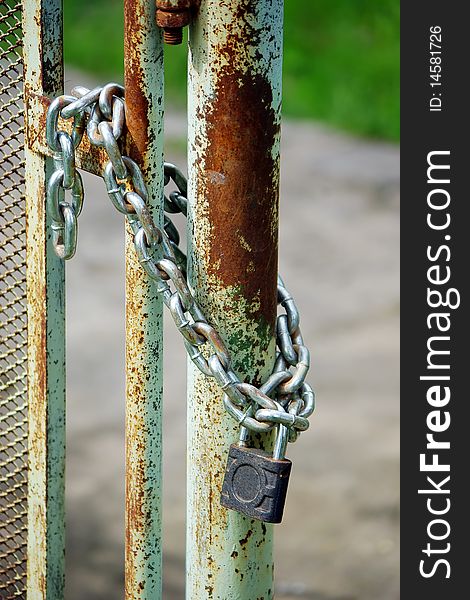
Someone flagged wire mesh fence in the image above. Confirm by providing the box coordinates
[0,1,27,597]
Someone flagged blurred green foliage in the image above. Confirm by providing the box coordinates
[64,0,399,140]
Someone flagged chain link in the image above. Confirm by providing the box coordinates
[45,95,86,260]
[45,84,316,448]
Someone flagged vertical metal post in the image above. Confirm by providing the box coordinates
[124,2,165,598]
[23,0,65,597]
[187,1,283,597]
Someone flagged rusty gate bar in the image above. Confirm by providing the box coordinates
[23,0,65,598]
[123,1,165,598]
[186,0,283,597]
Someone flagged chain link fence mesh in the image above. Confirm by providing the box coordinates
[1,1,27,597]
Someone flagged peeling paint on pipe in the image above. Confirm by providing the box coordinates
[186,1,283,597]
[23,0,66,597]
[124,1,165,599]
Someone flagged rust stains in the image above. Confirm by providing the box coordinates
[125,435,147,596]
[124,0,150,166]
[24,91,116,177]
[197,5,279,329]
[238,528,254,548]
[23,88,48,153]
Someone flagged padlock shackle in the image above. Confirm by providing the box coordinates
[273,424,289,460]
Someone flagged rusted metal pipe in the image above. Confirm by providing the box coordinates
[124,1,165,598]
[23,0,66,597]
[186,0,283,597]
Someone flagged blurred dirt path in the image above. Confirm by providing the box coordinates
[63,71,399,600]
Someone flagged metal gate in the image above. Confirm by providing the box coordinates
[0,1,307,598]
[1,1,27,597]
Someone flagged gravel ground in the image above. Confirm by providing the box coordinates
[63,71,399,600]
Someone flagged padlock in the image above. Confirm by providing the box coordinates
[220,423,291,523]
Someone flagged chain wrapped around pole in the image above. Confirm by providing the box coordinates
[44,83,315,461]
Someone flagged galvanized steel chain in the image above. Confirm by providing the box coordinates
[45,94,87,259]
[45,83,315,445]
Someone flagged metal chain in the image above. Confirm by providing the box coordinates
[45,94,87,259]
[45,83,315,447]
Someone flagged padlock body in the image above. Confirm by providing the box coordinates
[220,443,292,523]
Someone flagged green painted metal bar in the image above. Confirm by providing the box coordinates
[186,0,283,597]
[123,1,165,598]
[23,0,65,598]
